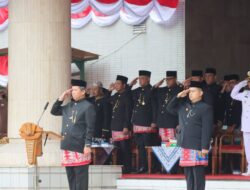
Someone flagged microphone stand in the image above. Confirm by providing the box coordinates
[34,102,49,190]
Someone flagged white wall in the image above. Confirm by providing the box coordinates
[71,1,185,88]
[0,1,185,88]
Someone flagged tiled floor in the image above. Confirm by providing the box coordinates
[117,175,250,190]
[0,165,122,190]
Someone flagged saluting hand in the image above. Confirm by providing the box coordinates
[154,78,165,88]
[58,89,72,101]
[177,89,190,98]
[182,77,191,89]
[129,77,138,86]
[221,81,229,93]
[109,83,115,92]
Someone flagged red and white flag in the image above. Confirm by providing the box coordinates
[0,0,179,30]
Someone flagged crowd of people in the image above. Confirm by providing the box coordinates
[51,68,250,190]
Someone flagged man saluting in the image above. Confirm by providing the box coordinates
[166,81,213,190]
[51,79,96,190]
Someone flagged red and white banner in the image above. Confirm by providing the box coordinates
[91,0,122,15]
[71,5,92,28]
[71,0,90,14]
[92,8,120,27]
[71,0,83,3]
[0,0,179,30]
[150,0,178,24]
[0,7,8,31]
[0,55,8,87]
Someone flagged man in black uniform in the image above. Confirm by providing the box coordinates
[218,74,242,173]
[183,69,215,111]
[166,81,213,190]
[129,70,158,173]
[214,75,230,136]
[218,74,242,133]
[203,68,221,125]
[153,71,183,142]
[109,75,132,174]
[89,82,111,140]
[51,79,96,190]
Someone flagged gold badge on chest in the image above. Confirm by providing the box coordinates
[138,94,146,106]
[69,110,77,124]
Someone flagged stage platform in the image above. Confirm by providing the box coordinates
[117,174,250,190]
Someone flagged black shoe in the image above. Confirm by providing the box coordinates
[135,167,148,174]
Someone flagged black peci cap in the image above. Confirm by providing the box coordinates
[116,75,128,84]
[71,79,87,87]
[205,68,216,75]
[229,74,239,81]
[191,70,203,77]
[189,81,203,89]
[139,70,151,77]
[166,71,177,78]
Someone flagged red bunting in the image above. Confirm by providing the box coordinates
[158,0,179,8]
[125,0,152,6]
[71,0,83,3]
[71,6,92,19]
[96,0,120,4]
[0,56,8,76]
[0,7,8,24]
[0,0,179,29]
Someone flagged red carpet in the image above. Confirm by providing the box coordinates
[121,174,250,181]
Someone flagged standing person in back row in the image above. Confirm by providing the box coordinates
[129,70,159,174]
[51,79,96,190]
[166,81,213,190]
[231,72,250,176]
[153,71,183,142]
[203,68,221,126]
[88,81,111,140]
[109,75,132,174]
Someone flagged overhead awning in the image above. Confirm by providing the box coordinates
[0,48,7,56]
[0,47,99,86]
[0,47,99,62]
[72,48,99,62]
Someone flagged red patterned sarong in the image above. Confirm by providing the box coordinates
[133,125,157,134]
[159,128,175,142]
[112,131,130,142]
[179,148,208,167]
[62,150,92,167]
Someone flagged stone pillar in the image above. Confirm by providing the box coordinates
[8,0,71,138]
[0,0,71,168]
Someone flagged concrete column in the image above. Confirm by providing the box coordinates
[0,0,71,168]
[8,0,71,138]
